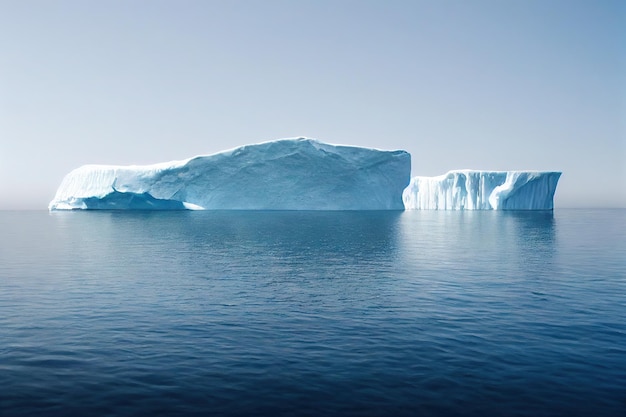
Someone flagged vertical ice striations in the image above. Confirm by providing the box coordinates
[402,170,561,210]
[50,139,562,211]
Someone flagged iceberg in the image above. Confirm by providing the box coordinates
[402,170,561,210]
[49,138,411,211]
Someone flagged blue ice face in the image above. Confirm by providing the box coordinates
[49,138,411,211]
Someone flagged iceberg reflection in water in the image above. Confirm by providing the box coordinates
[0,209,624,417]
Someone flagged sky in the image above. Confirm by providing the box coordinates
[1,0,624,209]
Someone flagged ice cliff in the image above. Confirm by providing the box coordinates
[402,170,561,210]
[49,139,562,211]
[49,138,411,210]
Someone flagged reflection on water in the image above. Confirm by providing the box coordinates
[1,210,624,417]
[397,210,556,278]
[47,210,558,286]
[48,210,406,282]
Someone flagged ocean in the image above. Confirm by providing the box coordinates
[1,209,624,416]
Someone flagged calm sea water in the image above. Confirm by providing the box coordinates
[1,209,624,417]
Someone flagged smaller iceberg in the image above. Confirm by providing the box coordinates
[402,170,561,210]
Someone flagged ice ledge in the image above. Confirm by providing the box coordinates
[402,170,562,210]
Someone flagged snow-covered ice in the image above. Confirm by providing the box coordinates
[402,170,561,210]
[49,138,411,210]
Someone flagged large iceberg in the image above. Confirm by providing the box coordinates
[49,138,411,211]
[402,170,561,210]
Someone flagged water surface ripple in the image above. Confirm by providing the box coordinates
[1,210,625,416]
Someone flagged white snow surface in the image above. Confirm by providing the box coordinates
[49,138,411,210]
[402,170,561,210]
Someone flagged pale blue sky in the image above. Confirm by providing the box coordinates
[1,0,624,209]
